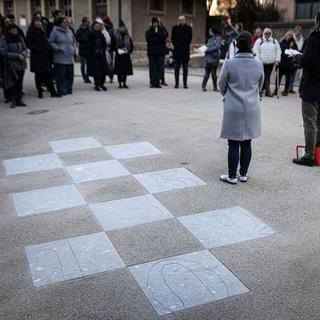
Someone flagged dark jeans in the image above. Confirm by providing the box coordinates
[302,100,320,160]
[174,60,188,86]
[228,140,252,178]
[35,72,56,94]
[263,64,274,93]
[289,68,297,91]
[275,67,291,93]
[9,70,24,103]
[107,51,114,81]
[80,55,89,81]
[160,55,165,82]
[202,65,217,89]
[94,76,106,88]
[54,63,74,95]
[148,55,163,86]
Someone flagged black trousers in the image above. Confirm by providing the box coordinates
[263,64,274,93]
[159,55,165,82]
[149,55,162,86]
[275,67,291,92]
[118,75,127,84]
[202,65,217,89]
[174,60,188,86]
[228,140,252,178]
[94,76,106,88]
[35,72,56,94]
[10,70,24,103]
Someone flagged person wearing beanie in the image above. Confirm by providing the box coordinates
[145,17,167,88]
[113,20,133,88]
[0,24,28,108]
[293,12,320,167]
[218,31,264,184]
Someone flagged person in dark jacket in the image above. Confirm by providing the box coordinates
[26,17,61,98]
[114,20,133,89]
[274,30,297,96]
[0,24,27,108]
[145,17,167,88]
[76,17,91,83]
[293,13,320,167]
[87,21,108,91]
[171,15,192,89]
[33,11,53,38]
[6,14,26,42]
[158,18,169,86]
[202,27,222,92]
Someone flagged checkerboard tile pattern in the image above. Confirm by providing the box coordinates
[3,136,275,316]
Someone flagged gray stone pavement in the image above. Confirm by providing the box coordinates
[0,66,319,320]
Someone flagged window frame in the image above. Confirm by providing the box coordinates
[295,0,320,20]
[180,0,195,17]
[148,0,166,16]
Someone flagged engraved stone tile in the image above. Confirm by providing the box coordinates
[65,160,130,184]
[178,207,275,248]
[25,232,125,287]
[105,142,162,160]
[12,185,86,217]
[134,168,206,194]
[3,154,63,175]
[90,194,173,231]
[129,250,249,315]
[50,137,102,153]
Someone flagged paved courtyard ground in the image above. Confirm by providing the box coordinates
[0,67,319,320]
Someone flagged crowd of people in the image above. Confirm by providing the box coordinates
[0,10,133,108]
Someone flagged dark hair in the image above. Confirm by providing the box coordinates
[236,31,253,51]
[52,10,62,17]
[7,14,15,20]
[82,16,89,24]
[316,12,320,23]
[91,21,100,29]
[56,17,66,26]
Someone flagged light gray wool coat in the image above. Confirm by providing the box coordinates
[218,52,264,141]
[49,26,76,65]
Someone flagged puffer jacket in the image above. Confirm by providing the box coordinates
[49,26,76,64]
[253,36,281,65]
[204,35,221,66]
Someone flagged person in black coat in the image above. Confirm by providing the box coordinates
[293,13,320,167]
[87,21,108,91]
[114,20,133,89]
[76,17,91,83]
[274,30,298,96]
[145,17,167,88]
[171,15,192,89]
[26,17,61,98]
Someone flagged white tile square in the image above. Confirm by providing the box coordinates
[50,137,102,153]
[178,207,275,248]
[3,154,63,175]
[65,160,130,184]
[90,194,173,231]
[129,250,249,315]
[105,142,162,160]
[12,185,86,217]
[25,232,125,287]
[134,168,206,194]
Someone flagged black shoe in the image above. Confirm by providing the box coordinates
[100,85,108,91]
[38,92,43,99]
[265,92,273,97]
[123,84,129,89]
[94,86,101,91]
[281,90,288,96]
[10,103,16,109]
[161,81,168,86]
[84,79,91,83]
[16,101,27,107]
[150,85,155,88]
[184,85,188,89]
[214,87,219,92]
[292,157,314,167]
[272,91,278,96]
[51,92,62,98]
[289,90,296,94]
[4,99,11,103]
[118,83,123,89]
[202,87,207,92]
[174,85,179,89]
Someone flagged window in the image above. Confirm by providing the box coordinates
[4,0,14,15]
[60,0,72,18]
[45,0,57,19]
[31,0,42,13]
[296,0,320,19]
[94,0,108,18]
[181,0,194,15]
[150,0,165,13]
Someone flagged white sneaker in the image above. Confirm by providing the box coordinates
[220,174,237,185]
[239,174,248,183]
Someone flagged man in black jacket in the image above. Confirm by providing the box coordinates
[145,17,167,88]
[171,16,192,89]
[293,12,320,166]
[76,17,91,83]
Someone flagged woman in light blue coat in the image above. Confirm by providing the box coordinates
[218,32,264,184]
